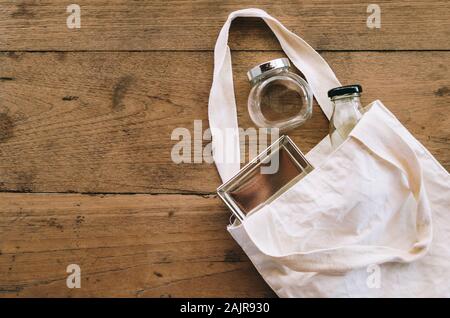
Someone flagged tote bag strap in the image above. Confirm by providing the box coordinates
[243,105,433,273]
[208,8,341,182]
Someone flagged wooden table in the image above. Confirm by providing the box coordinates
[0,1,449,297]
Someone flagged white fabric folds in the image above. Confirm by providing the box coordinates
[208,8,450,297]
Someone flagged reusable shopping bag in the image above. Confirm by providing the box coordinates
[208,8,450,297]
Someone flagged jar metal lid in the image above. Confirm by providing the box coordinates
[247,58,290,82]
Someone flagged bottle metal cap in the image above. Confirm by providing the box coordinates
[328,84,363,99]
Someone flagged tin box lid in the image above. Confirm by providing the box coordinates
[216,135,313,222]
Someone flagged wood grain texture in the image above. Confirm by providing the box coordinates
[0,51,449,193]
[1,0,449,299]
[1,0,450,51]
[0,193,275,297]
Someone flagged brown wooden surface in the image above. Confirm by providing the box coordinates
[0,1,449,298]
[1,1,450,50]
[0,51,449,193]
[0,193,275,297]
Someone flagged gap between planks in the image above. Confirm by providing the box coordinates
[0,191,216,196]
[1,49,450,53]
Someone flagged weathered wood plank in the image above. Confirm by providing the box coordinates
[0,193,275,297]
[0,51,449,193]
[1,1,449,51]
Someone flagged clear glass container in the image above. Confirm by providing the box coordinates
[247,58,313,132]
[328,84,364,149]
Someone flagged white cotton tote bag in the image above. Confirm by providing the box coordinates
[208,8,450,297]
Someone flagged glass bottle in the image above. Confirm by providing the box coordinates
[328,84,364,149]
[247,58,313,132]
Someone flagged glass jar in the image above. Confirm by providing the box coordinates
[247,58,313,132]
[328,84,364,149]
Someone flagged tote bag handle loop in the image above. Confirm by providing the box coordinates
[208,8,341,183]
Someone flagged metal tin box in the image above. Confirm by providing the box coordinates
[217,135,313,221]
